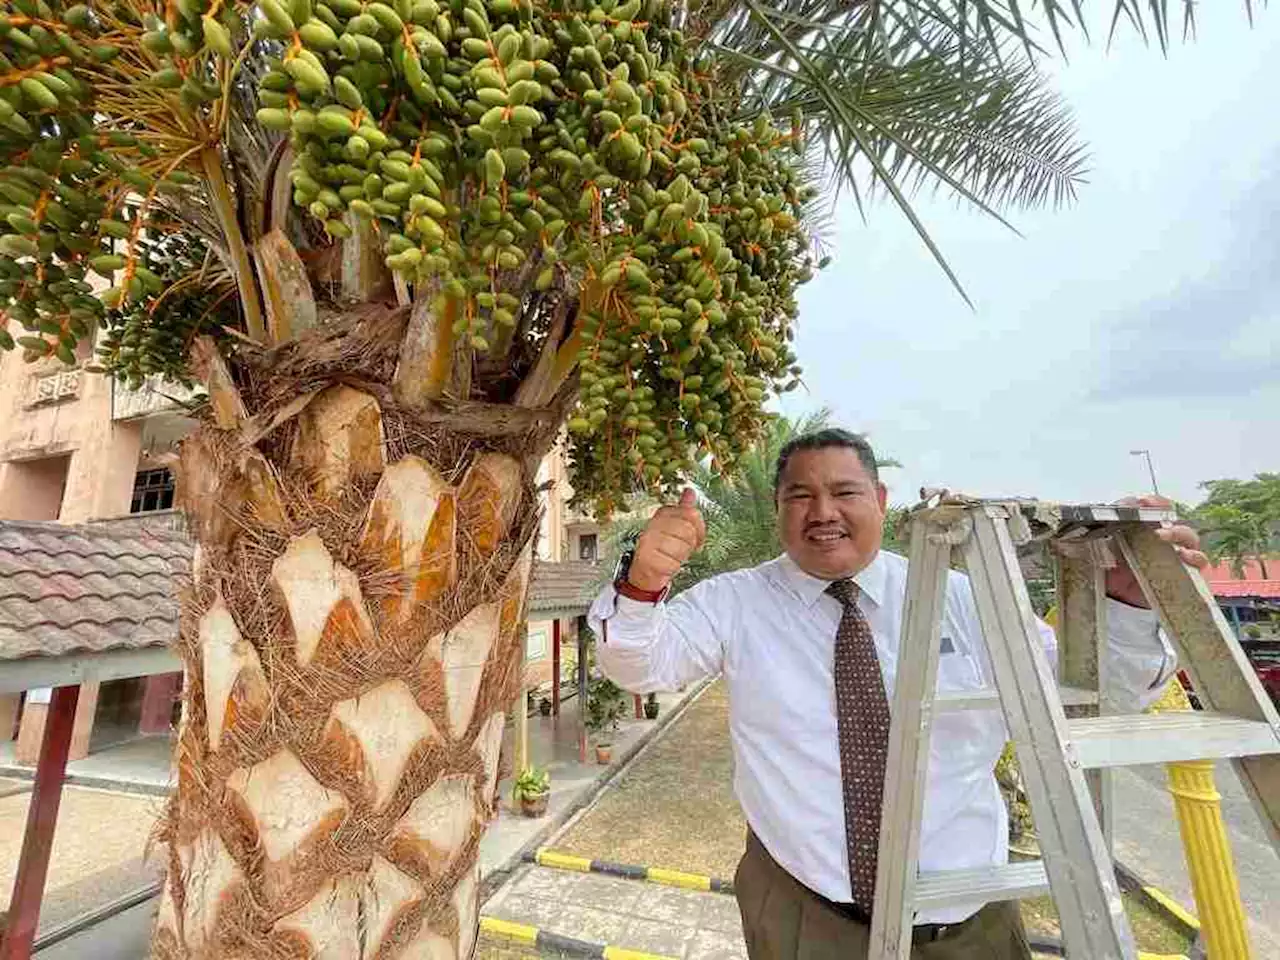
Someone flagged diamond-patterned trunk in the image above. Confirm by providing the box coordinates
[151,335,545,959]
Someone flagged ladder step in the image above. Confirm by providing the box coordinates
[1069,713,1280,768]
[915,860,1049,910]
[934,686,1097,712]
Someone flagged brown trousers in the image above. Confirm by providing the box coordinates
[735,833,1032,960]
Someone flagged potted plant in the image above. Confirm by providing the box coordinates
[586,677,627,764]
[643,692,660,720]
[513,766,550,818]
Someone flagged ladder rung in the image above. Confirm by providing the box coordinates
[915,860,1049,910]
[1069,713,1280,768]
[934,686,1098,712]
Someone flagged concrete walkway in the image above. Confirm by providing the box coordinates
[485,864,746,959]
[36,896,159,960]
[1113,762,1280,958]
[0,735,175,795]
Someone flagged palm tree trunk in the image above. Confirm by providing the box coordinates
[150,306,566,959]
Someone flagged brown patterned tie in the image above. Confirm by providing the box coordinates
[826,578,891,913]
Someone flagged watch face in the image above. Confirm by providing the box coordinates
[614,549,634,585]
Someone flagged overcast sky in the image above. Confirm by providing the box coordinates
[779,8,1280,509]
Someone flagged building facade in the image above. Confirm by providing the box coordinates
[0,342,604,763]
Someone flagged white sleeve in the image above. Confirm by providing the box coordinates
[1101,599,1177,712]
[1035,600,1175,712]
[587,575,730,694]
[962,589,1172,714]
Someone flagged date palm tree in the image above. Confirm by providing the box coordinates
[0,0,1210,955]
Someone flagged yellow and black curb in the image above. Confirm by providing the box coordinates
[1115,860,1202,942]
[479,916,678,960]
[514,851,1199,959]
[522,848,734,895]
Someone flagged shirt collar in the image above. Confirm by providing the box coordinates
[774,550,888,609]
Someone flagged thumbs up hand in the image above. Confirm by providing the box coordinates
[626,488,707,592]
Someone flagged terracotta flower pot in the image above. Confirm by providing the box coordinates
[520,792,549,818]
[595,743,613,765]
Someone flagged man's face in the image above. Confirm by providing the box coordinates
[776,446,888,580]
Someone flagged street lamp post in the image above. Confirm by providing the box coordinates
[1130,449,1160,496]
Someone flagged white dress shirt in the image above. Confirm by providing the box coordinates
[589,549,1176,924]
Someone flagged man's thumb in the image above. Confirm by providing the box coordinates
[678,487,697,510]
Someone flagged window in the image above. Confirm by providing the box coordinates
[578,533,598,562]
[131,468,175,513]
[0,454,70,521]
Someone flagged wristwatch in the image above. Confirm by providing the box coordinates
[613,548,669,604]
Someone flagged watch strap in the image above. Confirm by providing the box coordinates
[615,576,668,604]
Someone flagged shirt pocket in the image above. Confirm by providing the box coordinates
[936,632,984,691]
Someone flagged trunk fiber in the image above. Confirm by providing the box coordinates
[151,308,555,959]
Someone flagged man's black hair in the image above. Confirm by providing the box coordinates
[774,428,879,495]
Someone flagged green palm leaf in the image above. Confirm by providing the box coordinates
[688,0,1210,296]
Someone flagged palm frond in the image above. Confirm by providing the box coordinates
[688,0,1209,296]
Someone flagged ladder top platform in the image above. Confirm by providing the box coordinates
[912,490,1178,536]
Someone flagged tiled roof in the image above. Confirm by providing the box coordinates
[1212,580,1280,600]
[0,520,189,662]
[0,518,597,662]
[527,559,602,615]
[1203,555,1280,601]
[1202,556,1278,582]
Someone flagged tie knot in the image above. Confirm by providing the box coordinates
[825,578,858,607]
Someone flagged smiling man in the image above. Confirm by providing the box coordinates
[589,428,1207,960]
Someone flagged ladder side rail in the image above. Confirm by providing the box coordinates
[1115,525,1280,850]
[965,508,1136,959]
[868,510,956,960]
[1054,544,1115,853]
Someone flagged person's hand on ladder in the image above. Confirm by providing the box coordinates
[1105,495,1207,607]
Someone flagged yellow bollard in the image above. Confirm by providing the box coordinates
[1150,679,1252,959]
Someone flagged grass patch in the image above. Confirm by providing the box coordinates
[1021,892,1193,957]
[556,681,746,880]
[476,931,575,959]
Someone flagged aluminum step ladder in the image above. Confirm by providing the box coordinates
[869,495,1280,960]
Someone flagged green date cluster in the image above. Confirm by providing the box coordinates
[254,0,819,508]
[0,0,824,513]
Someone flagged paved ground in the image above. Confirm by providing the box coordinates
[486,865,746,959]
[0,785,165,934]
[1114,761,1280,958]
[33,894,578,960]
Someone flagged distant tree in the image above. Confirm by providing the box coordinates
[1194,474,1280,578]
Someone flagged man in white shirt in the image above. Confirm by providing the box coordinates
[589,428,1207,960]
